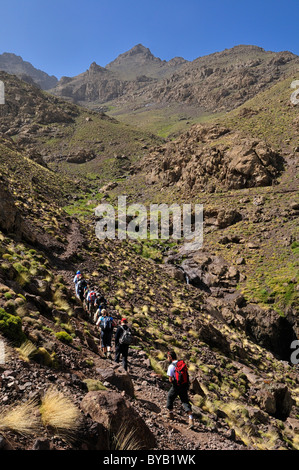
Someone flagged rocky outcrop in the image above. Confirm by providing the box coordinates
[145,125,284,193]
[80,390,157,450]
[244,304,297,360]
[256,383,295,420]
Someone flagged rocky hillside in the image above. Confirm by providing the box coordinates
[0,71,161,182]
[0,53,58,90]
[0,67,298,452]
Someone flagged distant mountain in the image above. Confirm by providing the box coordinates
[51,44,188,105]
[0,52,58,90]
[106,43,188,80]
[50,44,299,134]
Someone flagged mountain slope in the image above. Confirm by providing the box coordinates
[0,52,58,89]
[0,71,162,184]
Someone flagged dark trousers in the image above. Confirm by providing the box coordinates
[115,344,129,371]
[167,383,192,413]
[101,331,112,348]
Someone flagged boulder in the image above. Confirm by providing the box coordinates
[81,390,156,449]
[244,305,297,359]
[256,383,295,420]
[195,319,231,355]
[96,366,135,397]
[216,209,242,228]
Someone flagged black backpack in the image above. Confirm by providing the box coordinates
[77,279,87,294]
[119,326,133,345]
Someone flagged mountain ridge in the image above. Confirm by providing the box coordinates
[0,52,58,90]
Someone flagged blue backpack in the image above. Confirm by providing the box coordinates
[102,317,113,332]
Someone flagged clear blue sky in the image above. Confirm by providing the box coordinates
[0,0,298,78]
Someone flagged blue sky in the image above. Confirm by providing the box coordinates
[0,0,298,78]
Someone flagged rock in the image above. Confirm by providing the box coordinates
[189,377,206,396]
[145,127,283,194]
[253,196,265,206]
[0,435,13,450]
[286,417,299,434]
[248,242,259,249]
[66,149,95,164]
[195,319,231,355]
[32,438,51,450]
[100,182,118,192]
[244,304,297,360]
[95,367,135,397]
[81,390,156,449]
[257,383,294,420]
[216,209,242,229]
[85,336,99,354]
[162,264,186,283]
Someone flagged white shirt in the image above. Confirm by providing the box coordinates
[167,360,178,379]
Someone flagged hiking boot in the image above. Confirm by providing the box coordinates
[188,417,194,429]
[167,411,174,421]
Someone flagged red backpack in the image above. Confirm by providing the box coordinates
[174,360,189,386]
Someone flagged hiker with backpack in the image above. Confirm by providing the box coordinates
[76,277,88,302]
[86,288,97,319]
[114,318,132,371]
[93,293,108,323]
[166,350,194,429]
[96,309,115,358]
[73,271,82,297]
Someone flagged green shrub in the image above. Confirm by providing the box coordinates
[55,331,73,344]
[0,308,25,344]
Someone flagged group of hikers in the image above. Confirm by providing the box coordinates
[73,270,132,370]
[73,270,194,429]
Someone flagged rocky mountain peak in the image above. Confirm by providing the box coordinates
[88,61,108,74]
[106,43,162,72]
[0,52,58,90]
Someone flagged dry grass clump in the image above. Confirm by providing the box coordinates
[16,340,37,362]
[111,422,143,451]
[40,387,82,439]
[0,398,41,436]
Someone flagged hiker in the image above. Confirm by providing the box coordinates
[73,271,82,297]
[114,318,132,371]
[82,284,90,311]
[95,293,108,312]
[77,277,87,302]
[166,350,194,429]
[96,309,115,358]
[93,293,108,323]
[86,288,97,319]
